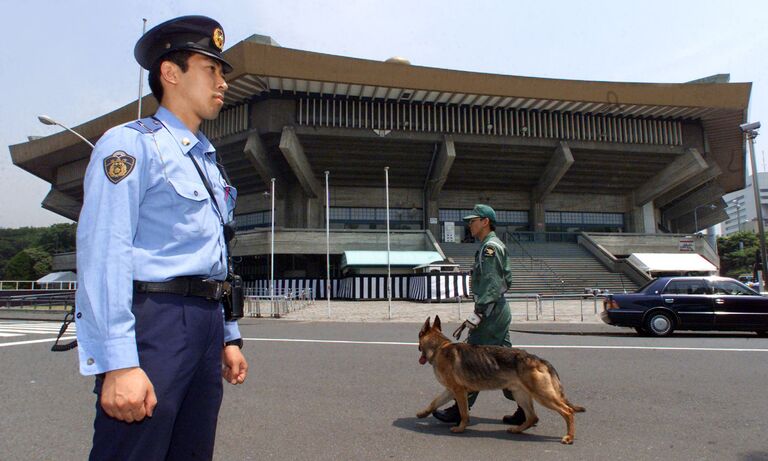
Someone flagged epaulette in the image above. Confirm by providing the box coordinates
[125,117,163,134]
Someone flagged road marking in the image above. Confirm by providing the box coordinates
[0,321,73,338]
[243,337,768,352]
[0,336,75,348]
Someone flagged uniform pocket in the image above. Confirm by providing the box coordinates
[168,179,210,202]
[167,179,211,238]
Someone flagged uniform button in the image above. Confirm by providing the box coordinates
[87,358,94,365]
[194,190,199,196]
[182,137,191,146]
[76,312,82,318]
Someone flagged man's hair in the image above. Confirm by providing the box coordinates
[490,223,496,231]
[148,50,194,103]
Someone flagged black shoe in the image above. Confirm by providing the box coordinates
[432,404,461,424]
[502,406,526,425]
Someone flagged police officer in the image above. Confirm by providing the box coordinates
[432,204,526,425]
[75,16,248,460]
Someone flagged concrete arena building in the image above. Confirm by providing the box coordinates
[9,35,752,293]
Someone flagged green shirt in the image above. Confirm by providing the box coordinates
[472,231,513,308]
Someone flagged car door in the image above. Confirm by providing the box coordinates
[659,278,714,328]
[711,280,768,330]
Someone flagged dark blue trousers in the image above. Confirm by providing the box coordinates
[90,293,224,461]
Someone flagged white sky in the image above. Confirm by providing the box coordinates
[2,0,766,228]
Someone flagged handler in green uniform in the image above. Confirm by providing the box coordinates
[432,204,526,425]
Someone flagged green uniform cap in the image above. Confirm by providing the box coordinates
[462,204,497,225]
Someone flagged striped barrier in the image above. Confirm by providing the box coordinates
[244,273,470,302]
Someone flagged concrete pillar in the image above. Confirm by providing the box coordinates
[41,188,81,221]
[633,148,708,207]
[530,141,573,234]
[642,202,656,234]
[627,201,657,233]
[425,136,456,238]
[278,126,325,229]
[244,133,287,226]
[531,202,546,233]
[279,126,322,199]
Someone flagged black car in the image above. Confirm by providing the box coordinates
[601,276,768,337]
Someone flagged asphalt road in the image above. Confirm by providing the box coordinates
[1,319,767,460]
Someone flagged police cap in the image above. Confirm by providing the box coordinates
[462,204,497,225]
[134,15,233,74]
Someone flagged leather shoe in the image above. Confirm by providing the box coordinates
[432,404,461,424]
[502,406,526,425]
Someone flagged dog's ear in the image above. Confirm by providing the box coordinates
[434,315,442,331]
[419,317,431,336]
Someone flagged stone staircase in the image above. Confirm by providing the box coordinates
[440,241,639,295]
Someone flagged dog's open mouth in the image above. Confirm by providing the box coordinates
[419,353,427,365]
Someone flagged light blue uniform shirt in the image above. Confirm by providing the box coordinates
[75,106,241,376]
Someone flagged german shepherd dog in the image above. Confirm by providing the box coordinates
[416,316,585,444]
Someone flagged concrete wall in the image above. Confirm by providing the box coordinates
[232,229,438,256]
[586,232,720,267]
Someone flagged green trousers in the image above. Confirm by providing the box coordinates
[465,297,514,407]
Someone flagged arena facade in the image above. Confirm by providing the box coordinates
[9,35,752,294]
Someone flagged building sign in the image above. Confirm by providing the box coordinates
[679,238,695,252]
[429,217,438,224]
[444,222,456,242]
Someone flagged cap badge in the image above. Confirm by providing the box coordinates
[212,28,225,51]
[103,151,136,184]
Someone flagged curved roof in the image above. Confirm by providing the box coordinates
[9,36,751,207]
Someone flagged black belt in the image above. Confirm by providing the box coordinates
[134,277,229,301]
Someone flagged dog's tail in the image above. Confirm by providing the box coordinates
[567,400,586,413]
[545,361,585,413]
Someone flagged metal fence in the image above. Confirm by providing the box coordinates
[0,292,76,310]
[505,292,608,321]
[0,280,77,290]
[244,288,316,318]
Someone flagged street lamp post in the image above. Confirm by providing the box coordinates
[37,115,95,149]
[742,121,767,291]
[693,203,717,233]
[731,200,743,233]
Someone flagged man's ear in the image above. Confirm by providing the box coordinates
[159,60,180,87]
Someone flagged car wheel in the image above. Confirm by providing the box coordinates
[644,312,674,337]
[756,331,768,338]
[634,326,649,336]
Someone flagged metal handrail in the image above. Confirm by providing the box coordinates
[0,280,77,290]
[505,232,565,293]
[0,291,75,310]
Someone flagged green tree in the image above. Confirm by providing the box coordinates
[717,231,759,278]
[36,223,77,253]
[3,247,52,280]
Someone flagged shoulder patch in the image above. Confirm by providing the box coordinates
[483,246,495,257]
[103,151,136,184]
[125,117,163,134]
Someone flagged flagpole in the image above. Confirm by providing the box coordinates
[270,178,276,317]
[385,166,392,320]
[137,18,147,118]
[325,170,331,318]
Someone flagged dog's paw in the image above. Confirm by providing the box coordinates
[416,410,430,419]
[561,435,574,445]
[450,426,466,433]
